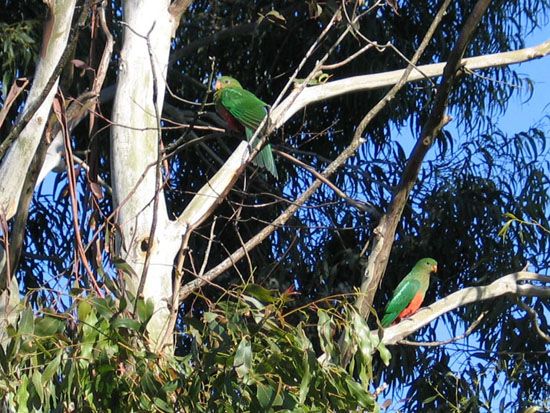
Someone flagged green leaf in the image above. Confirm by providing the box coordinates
[19,308,34,335]
[31,370,43,403]
[92,297,115,319]
[112,317,141,331]
[423,395,438,403]
[256,381,275,408]
[162,380,178,393]
[352,312,376,359]
[42,353,61,384]
[298,356,311,404]
[317,309,334,357]
[141,371,158,395]
[77,300,93,321]
[139,394,152,410]
[136,298,155,324]
[244,284,277,303]
[153,397,173,412]
[0,344,8,373]
[112,256,139,279]
[234,337,252,382]
[203,312,217,323]
[377,342,391,366]
[15,375,30,413]
[345,378,374,409]
[34,316,64,337]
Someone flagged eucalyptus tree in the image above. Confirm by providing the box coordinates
[0,0,548,411]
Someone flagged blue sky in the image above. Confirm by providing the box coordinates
[382,23,550,412]
[494,26,550,135]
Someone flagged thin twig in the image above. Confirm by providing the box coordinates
[57,92,103,296]
[321,43,376,70]
[275,149,379,216]
[516,300,550,343]
[199,217,217,277]
[157,228,192,352]
[0,214,11,290]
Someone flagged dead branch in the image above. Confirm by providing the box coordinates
[269,37,550,129]
[516,300,550,343]
[276,149,379,216]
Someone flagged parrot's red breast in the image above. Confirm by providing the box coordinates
[397,292,425,319]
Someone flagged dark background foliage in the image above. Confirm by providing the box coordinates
[1,0,549,410]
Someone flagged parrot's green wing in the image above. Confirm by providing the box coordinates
[218,87,268,130]
[381,276,421,327]
[219,87,278,178]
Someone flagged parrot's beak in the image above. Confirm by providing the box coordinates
[215,80,222,90]
[432,264,438,273]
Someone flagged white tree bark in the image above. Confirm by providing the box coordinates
[110,0,182,345]
[0,0,76,219]
[0,0,76,345]
[379,271,550,345]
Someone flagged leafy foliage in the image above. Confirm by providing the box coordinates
[0,0,549,411]
[0,4,41,99]
[1,290,390,412]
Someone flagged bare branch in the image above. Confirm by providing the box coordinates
[357,0,493,317]
[516,300,550,343]
[270,38,550,129]
[320,43,376,70]
[380,271,549,345]
[276,149,379,216]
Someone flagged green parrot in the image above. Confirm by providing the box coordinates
[214,76,278,179]
[381,258,438,327]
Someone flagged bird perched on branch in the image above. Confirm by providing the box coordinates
[381,258,438,327]
[214,76,278,179]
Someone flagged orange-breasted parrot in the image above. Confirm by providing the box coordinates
[214,76,278,179]
[381,258,438,327]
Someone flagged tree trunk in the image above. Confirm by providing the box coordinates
[0,0,77,345]
[110,0,182,347]
[0,0,76,219]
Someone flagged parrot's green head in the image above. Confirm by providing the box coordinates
[414,258,438,274]
[215,76,242,90]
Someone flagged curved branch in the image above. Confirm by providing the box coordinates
[380,271,549,345]
[270,37,550,128]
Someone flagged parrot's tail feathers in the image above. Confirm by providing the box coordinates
[245,128,278,179]
[253,145,278,179]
